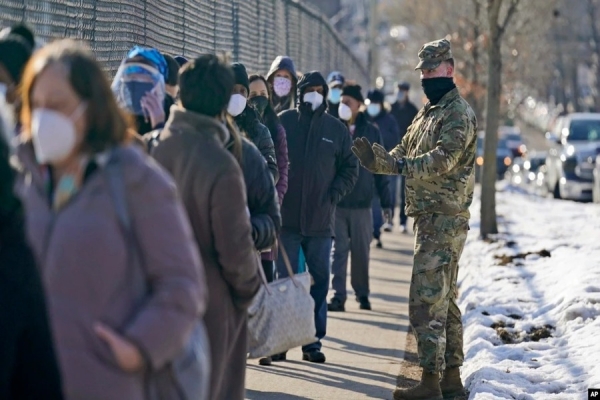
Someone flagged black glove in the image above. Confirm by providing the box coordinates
[351,137,377,172]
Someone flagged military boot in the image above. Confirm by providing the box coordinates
[393,370,443,400]
[440,367,466,399]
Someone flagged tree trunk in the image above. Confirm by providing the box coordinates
[480,40,502,237]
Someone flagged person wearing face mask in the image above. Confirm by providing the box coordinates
[229,63,278,183]
[247,74,289,366]
[16,40,206,400]
[276,71,358,364]
[366,89,402,242]
[0,34,33,137]
[266,56,298,113]
[150,54,261,400]
[351,39,477,400]
[326,71,345,119]
[391,82,419,141]
[328,84,391,313]
[112,46,169,136]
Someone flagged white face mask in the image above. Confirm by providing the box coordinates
[303,91,323,111]
[227,94,247,117]
[338,103,352,121]
[31,103,86,165]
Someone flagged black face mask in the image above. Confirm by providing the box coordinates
[249,95,269,115]
[421,77,456,105]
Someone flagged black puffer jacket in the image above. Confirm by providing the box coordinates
[235,105,279,184]
[338,112,392,209]
[227,136,281,251]
[279,71,358,237]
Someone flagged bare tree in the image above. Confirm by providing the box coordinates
[480,0,521,237]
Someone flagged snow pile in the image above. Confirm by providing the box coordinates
[458,185,600,399]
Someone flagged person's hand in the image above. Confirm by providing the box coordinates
[351,137,377,172]
[372,143,400,174]
[141,90,166,129]
[382,208,392,221]
[95,323,144,372]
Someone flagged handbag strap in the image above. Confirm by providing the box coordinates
[278,240,300,288]
[104,149,147,294]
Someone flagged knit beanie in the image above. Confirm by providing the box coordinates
[342,84,364,103]
[231,62,249,93]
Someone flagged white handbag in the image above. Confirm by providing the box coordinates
[247,242,316,359]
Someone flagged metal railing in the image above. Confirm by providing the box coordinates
[0,0,368,85]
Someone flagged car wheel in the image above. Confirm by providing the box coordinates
[553,182,561,199]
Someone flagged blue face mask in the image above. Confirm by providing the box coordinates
[328,88,342,104]
[367,103,382,117]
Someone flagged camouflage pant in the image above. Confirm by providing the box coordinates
[410,213,469,373]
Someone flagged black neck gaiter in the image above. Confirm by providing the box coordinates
[421,77,456,105]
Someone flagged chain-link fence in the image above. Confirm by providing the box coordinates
[0,0,368,85]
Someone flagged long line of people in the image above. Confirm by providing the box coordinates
[0,23,420,400]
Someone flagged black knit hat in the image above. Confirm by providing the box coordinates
[342,84,364,103]
[367,89,385,104]
[0,34,32,83]
[231,62,249,93]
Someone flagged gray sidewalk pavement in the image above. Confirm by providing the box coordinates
[245,228,415,400]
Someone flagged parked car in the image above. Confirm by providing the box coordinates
[475,132,513,182]
[545,113,600,201]
[499,126,527,157]
[506,151,547,189]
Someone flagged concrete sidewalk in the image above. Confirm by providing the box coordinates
[245,229,414,400]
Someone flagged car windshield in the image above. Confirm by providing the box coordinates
[568,120,600,141]
[505,134,521,142]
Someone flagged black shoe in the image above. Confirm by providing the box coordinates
[302,350,326,363]
[376,239,383,249]
[358,296,372,310]
[327,298,345,312]
[271,352,287,362]
[258,356,272,366]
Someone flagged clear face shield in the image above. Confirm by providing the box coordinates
[111,61,166,117]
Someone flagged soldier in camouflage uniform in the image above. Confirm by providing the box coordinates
[352,39,477,400]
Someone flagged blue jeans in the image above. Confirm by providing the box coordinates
[276,228,332,353]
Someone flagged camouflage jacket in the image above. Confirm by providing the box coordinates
[390,88,477,218]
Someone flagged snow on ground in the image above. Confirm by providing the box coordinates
[458,184,600,400]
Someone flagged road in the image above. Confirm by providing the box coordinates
[245,227,414,400]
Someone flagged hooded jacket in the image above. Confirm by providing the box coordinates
[278,71,358,237]
[338,112,392,209]
[267,56,298,113]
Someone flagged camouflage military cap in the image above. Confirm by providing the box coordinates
[415,39,453,70]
